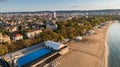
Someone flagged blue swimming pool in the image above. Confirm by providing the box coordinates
[17,48,51,67]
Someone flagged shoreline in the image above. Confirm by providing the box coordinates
[105,26,108,67]
[105,22,112,67]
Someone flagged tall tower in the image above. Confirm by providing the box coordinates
[53,11,56,19]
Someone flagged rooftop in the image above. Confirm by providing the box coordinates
[15,34,22,37]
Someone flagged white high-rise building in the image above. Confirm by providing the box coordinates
[53,11,56,19]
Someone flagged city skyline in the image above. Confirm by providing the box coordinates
[0,0,120,12]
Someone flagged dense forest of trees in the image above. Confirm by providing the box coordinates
[0,15,120,55]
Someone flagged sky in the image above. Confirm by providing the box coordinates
[0,0,120,12]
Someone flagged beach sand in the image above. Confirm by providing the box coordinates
[56,24,111,67]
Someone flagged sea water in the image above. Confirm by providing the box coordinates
[108,21,120,67]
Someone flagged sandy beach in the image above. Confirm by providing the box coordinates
[56,23,111,67]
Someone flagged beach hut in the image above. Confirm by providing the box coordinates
[88,30,95,35]
[75,36,83,41]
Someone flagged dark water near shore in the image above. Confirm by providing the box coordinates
[108,21,120,67]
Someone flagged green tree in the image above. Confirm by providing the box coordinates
[0,45,8,55]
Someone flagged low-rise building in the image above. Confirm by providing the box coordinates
[0,33,10,43]
[2,35,11,43]
[4,26,17,32]
[34,29,42,36]
[26,30,35,39]
[46,22,57,30]
[29,23,45,30]
[12,34,23,41]
[17,25,28,31]
[26,30,42,38]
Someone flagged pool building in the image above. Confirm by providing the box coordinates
[3,41,69,67]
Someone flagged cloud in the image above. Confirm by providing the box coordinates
[71,5,92,8]
[71,6,81,8]
[69,5,92,10]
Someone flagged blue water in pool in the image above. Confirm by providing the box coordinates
[17,48,51,67]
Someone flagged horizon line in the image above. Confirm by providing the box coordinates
[0,8,120,13]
